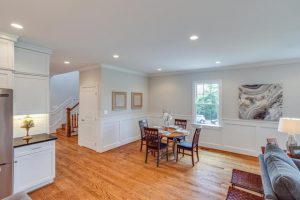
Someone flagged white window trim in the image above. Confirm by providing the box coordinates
[192,80,223,128]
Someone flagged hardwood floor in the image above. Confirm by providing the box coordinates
[29,135,260,200]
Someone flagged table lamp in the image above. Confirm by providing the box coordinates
[278,118,300,150]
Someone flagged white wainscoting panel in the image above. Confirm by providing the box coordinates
[101,121,120,150]
[96,113,300,156]
[148,114,296,156]
[222,121,257,155]
[99,114,147,153]
[199,127,222,149]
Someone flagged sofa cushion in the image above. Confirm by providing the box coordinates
[264,144,298,170]
[266,154,300,200]
[259,155,278,200]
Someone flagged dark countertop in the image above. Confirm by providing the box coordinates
[13,133,57,148]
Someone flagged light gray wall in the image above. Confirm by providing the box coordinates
[50,71,79,109]
[78,65,148,152]
[79,66,101,88]
[100,67,148,117]
[148,63,300,119]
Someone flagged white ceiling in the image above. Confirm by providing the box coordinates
[1,0,300,75]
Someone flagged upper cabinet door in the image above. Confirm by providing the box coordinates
[14,74,49,115]
[15,47,50,76]
[0,39,14,70]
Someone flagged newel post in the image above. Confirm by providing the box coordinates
[66,108,71,137]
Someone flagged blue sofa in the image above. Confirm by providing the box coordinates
[259,144,300,200]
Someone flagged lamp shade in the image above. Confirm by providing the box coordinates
[278,118,300,135]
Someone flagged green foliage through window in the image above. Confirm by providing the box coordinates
[195,82,220,125]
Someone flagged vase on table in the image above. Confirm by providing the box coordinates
[21,115,35,140]
[23,127,33,140]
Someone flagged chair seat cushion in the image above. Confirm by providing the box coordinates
[178,141,192,148]
[147,142,168,149]
[174,136,185,142]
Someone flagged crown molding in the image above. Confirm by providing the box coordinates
[148,58,300,77]
[0,32,19,42]
[78,64,101,72]
[15,40,53,54]
[101,64,147,76]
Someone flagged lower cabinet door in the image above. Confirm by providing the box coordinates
[14,149,54,193]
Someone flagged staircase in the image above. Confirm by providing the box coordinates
[55,102,79,137]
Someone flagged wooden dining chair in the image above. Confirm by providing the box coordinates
[138,119,148,152]
[176,128,201,166]
[144,128,168,167]
[175,119,187,129]
[173,119,187,142]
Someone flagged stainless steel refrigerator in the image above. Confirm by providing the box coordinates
[0,89,13,199]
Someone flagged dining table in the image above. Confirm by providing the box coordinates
[153,125,190,156]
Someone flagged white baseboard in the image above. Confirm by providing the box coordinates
[99,136,140,153]
[15,177,54,194]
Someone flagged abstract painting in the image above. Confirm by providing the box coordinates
[238,84,283,121]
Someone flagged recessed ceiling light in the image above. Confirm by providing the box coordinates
[113,54,119,59]
[64,61,70,64]
[189,35,199,41]
[215,61,221,64]
[11,23,23,29]
[157,68,162,71]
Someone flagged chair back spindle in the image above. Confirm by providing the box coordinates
[144,128,160,149]
[175,119,187,129]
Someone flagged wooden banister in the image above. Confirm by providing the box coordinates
[70,102,79,111]
[66,102,79,137]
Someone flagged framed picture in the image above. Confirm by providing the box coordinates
[112,92,127,110]
[238,84,283,121]
[131,92,143,109]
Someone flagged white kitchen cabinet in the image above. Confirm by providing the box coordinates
[0,69,13,89]
[0,38,14,70]
[13,74,49,115]
[15,47,50,76]
[14,141,55,193]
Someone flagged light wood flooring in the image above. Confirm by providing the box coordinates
[29,135,260,200]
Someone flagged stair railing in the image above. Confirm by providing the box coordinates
[66,102,79,137]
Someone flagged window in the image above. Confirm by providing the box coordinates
[193,80,221,127]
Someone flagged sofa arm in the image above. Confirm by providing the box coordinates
[292,158,300,170]
[259,155,278,200]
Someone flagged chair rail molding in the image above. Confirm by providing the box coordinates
[147,113,290,156]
